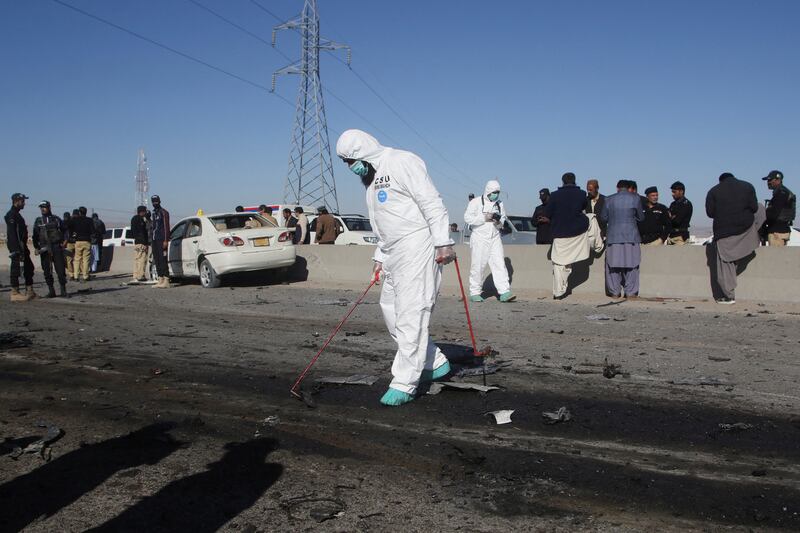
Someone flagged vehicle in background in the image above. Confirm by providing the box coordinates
[462,215,537,245]
[102,227,134,247]
[152,212,296,288]
[789,227,800,246]
[308,214,378,245]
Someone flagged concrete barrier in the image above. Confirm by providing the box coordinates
[2,243,798,302]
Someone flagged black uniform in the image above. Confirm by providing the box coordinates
[668,197,693,240]
[638,202,671,244]
[4,206,34,289]
[33,213,68,289]
[130,214,150,245]
[765,184,796,235]
[531,203,553,244]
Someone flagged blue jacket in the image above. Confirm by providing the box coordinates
[543,184,590,239]
[600,191,645,244]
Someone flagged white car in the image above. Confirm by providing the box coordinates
[157,212,296,288]
[308,214,379,245]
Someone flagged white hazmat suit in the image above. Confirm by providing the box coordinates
[336,129,453,398]
[464,180,512,300]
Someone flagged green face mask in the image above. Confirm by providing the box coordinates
[487,192,500,202]
[349,160,369,177]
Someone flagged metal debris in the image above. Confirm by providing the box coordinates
[719,422,754,432]
[585,314,611,321]
[427,382,499,395]
[542,406,572,424]
[315,374,379,386]
[708,356,731,362]
[10,422,62,460]
[487,410,515,425]
[453,361,511,378]
[344,331,366,337]
[263,416,280,426]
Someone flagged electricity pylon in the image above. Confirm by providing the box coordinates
[135,149,149,208]
[272,0,349,213]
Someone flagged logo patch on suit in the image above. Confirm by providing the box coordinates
[377,190,388,203]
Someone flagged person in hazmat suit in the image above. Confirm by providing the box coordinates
[336,129,456,406]
[463,180,516,302]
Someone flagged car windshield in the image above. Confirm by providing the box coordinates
[342,217,372,232]
[508,216,535,232]
[209,214,272,231]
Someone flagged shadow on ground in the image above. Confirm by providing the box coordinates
[87,438,283,532]
[0,422,182,532]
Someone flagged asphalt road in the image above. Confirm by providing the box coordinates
[1,269,799,532]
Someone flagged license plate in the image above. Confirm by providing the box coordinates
[253,237,270,247]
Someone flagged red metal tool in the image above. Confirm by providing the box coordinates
[453,257,492,358]
[290,276,378,399]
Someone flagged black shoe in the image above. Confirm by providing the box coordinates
[46,285,56,298]
[715,297,735,305]
[59,284,68,298]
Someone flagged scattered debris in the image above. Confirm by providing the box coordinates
[719,422,754,432]
[94,337,109,344]
[550,329,564,335]
[150,368,165,376]
[671,376,730,386]
[0,332,33,349]
[10,422,62,460]
[542,406,572,425]
[263,416,280,426]
[453,361,512,378]
[345,331,366,337]
[586,314,611,321]
[317,299,350,307]
[487,410,514,425]
[603,360,623,379]
[315,374,379,386]
[312,332,320,337]
[708,356,731,362]
[751,469,767,477]
[427,382,499,395]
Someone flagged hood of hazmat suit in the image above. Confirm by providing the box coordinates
[336,129,453,262]
[335,129,453,399]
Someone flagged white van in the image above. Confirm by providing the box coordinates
[102,227,134,247]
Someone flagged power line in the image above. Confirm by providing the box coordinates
[49,0,295,109]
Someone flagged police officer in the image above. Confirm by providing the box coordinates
[32,201,68,298]
[4,193,37,302]
[149,195,171,288]
[639,186,671,245]
[763,170,795,247]
[667,181,693,245]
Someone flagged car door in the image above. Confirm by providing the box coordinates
[183,218,203,276]
[168,221,188,276]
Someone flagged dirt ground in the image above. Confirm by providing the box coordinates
[1,268,799,532]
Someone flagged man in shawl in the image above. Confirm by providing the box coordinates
[545,173,603,299]
[599,180,645,299]
[706,172,764,304]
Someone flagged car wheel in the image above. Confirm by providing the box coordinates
[199,259,221,288]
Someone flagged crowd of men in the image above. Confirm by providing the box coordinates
[4,194,109,301]
[523,170,794,303]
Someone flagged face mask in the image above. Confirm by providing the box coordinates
[349,160,369,177]
[487,192,500,202]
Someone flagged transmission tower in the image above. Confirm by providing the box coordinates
[272,0,350,213]
[135,148,149,208]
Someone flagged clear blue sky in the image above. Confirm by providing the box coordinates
[1,0,798,227]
